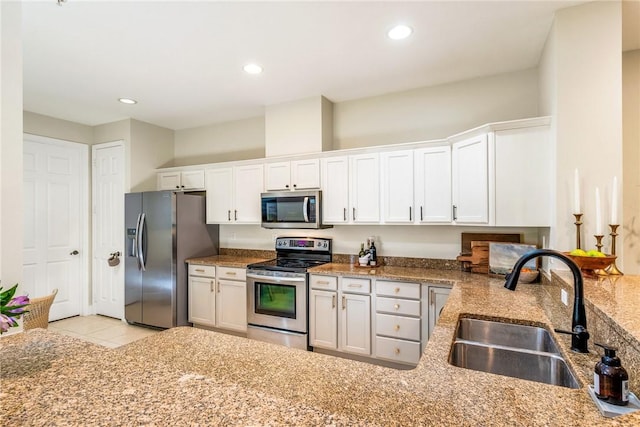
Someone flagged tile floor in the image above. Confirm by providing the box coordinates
[48,315,159,349]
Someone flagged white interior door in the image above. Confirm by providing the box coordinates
[23,135,88,321]
[92,142,125,319]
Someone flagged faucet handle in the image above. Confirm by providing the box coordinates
[554,325,590,353]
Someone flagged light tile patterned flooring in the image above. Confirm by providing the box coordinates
[48,315,159,348]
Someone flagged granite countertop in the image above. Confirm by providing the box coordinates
[2,268,640,425]
[185,254,270,268]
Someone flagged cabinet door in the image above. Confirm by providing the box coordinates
[233,164,264,223]
[321,156,349,223]
[309,289,338,350]
[452,134,489,224]
[205,168,233,224]
[265,161,291,191]
[157,171,182,191]
[216,278,247,332]
[381,150,414,223]
[415,146,452,223]
[291,159,320,190]
[188,276,216,326]
[494,126,551,226]
[340,292,371,355]
[428,286,451,339]
[349,153,380,223]
[181,170,205,190]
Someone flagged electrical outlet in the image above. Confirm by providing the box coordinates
[561,288,569,306]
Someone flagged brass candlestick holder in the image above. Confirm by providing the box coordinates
[573,213,583,249]
[593,235,608,276]
[604,224,623,275]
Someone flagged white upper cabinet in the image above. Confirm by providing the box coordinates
[414,146,452,223]
[265,159,320,191]
[494,125,551,226]
[349,153,380,223]
[381,150,414,223]
[157,169,205,191]
[451,134,489,224]
[205,164,264,224]
[321,156,350,224]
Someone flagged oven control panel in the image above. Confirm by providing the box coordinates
[275,237,331,252]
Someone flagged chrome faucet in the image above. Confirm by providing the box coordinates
[504,249,589,353]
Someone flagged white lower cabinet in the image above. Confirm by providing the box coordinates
[188,265,216,326]
[216,267,247,332]
[310,275,448,366]
[309,275,371,356]
[188,264,246,332]
[375,280,422,365]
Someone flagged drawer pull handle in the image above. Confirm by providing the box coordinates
[210,280,215,292]
[348,284,362,288]
[225,271,237,276]
[195,268,205,273]
[394,287,400,293]
[394,325,400,331]
[342,296,346,310]
[317,280,330,285]
[394,304,400,310]
[395,348,401,355]
[332,295,336,309]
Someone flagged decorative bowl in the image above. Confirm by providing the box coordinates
[517,269,540,283]
[563,252,616,275]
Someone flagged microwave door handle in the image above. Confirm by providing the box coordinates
[303,197,309,222]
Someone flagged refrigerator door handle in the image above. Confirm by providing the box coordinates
[138,213,147,271]
[133,213,142,258]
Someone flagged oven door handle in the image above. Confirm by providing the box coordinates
[246,273,307,283]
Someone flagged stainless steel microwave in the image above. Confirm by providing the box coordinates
[261,190,332,229]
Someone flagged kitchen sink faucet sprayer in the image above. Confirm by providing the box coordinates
[504,249,590,353]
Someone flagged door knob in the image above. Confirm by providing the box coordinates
[70,250,79,255]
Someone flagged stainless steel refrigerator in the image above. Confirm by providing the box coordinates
[125,191,219,329]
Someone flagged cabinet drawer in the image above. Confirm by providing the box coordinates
[375,336,421,365]
[188,264,216,277]
[310,275,338,291]
[340,277,371,294]
[375,313,420,341]
[217,267,246,281]
[376,280,420,299]
[376,297,420,317]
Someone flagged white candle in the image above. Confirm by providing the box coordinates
[573,169,581,214]
[611,176,618,225]
[595,187,602,235]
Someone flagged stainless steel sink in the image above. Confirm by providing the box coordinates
[449,318,581,389]
[455,318,561,354]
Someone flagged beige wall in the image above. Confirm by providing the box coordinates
[130,119,174,191]
[333,68,539,149]
[174,116,265,166]
[24,111,93,145]
[623,49,640,274]
[540,1,623,269]
[1,1,24,287]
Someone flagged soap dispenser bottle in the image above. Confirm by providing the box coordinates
[594,343,629,406]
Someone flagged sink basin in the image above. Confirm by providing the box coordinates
[455,318,560,354]
[449,318,580,389]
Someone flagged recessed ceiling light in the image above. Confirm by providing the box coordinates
[243,63,263,75]
[118,98,137,105]
[388,25,412,40]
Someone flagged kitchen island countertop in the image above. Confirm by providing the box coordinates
[2,268,640,425]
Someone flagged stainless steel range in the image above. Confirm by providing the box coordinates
[246,237,332,350]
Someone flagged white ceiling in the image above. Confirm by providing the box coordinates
[21,0,607,131]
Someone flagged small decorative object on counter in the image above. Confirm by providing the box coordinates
[594,343,629,406]
[0,283,30,334]
[369,237,377,266]
[358,243,366,258]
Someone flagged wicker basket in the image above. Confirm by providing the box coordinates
[23,288,58,330]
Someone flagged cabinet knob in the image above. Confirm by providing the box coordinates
[395,348,401,355]
[394,287,400,294]
[293,184,297,188]
[394,304,400,310]
[285,184,289,188]
[394,325,400,331]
